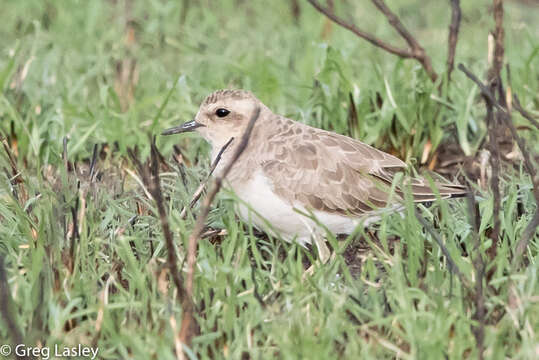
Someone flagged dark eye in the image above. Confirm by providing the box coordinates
[215,108,230,118]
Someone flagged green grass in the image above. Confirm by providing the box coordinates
[0,0,538,359]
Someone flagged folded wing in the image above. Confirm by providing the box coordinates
[260,118,465,216]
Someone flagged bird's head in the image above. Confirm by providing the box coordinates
[162,89,263,149]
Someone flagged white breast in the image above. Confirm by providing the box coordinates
[229,171,363,245]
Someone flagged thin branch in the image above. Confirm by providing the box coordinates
[127,143,188,305]
[505,62,539,272]
[499,109,539,258]
[496,92,539,200]
[514,210,539,263]
[489,102,502,251]
[69,185,80,274]
[414,209,466,284]
[465,185,486,360]
[183,107,260,296]
[172,145,189,189]
[1,137,20,182]
[153,143,173,173]
[307,0,438,81]
[459,63,539,266]
[487,0,506,255]
[89,143,99,182]
[459,64,502,250]
[372,0,437,81]
[513,94,539,130]
[307,1,412,58]
[371,0,420,51]
[179,137,234,219]
[459,64,539,205]
[488,0,505,83]
[457,64,497,105]
[151,141,188,302]
[178,106,261,355]
[446,0,461,81]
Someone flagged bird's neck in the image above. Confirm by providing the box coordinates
[209,122,267,184]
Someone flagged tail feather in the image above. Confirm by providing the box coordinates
[410,182,467,202]
[373,170,467,203]
[400,179,467,203]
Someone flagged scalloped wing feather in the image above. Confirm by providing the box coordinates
[260,117,465,217]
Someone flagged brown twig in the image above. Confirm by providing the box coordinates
[306,0,411,57]
[1,136,21,183]
[68,183,80,274]
[458,64,502,252]
[459,63,539,203]
[496,106,539,206]
[465,185,486,360]
[172,145,189,189]
[307,0,438,82]
[179,137,234,219]
[371,0,437,81]
[129,140,194,360]
[446,0,461,81]
[414,209,466,284]
[89,144,99,182]
[513,94,539,130]
[488,0,505,84]
[498,107,539,263]
[457,64,498,108]
[459,63,539,265]
[3,167,18,200]
[128,142,188,305]
[153,143,173,173]
[487,0,505,257]
[150,141,188,302]
[489,104,502,254]
[514,210,539,263]
[178,106,261,354]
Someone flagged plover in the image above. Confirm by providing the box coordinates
[163,90,465,258]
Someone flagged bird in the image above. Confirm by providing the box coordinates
[162,89,466,260]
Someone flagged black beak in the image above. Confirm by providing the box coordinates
[161,120,204,135]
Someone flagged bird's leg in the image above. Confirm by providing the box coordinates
[295,214,332,264]
[313,232,331,264]
[303,233,333,279]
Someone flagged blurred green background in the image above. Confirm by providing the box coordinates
[1,0,537,163]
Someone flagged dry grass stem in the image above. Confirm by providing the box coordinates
[179,137,234,219]
[179,106,261,354]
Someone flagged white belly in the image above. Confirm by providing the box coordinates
[229,171,362,245]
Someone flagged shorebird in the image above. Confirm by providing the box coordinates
[163,90,466,259]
